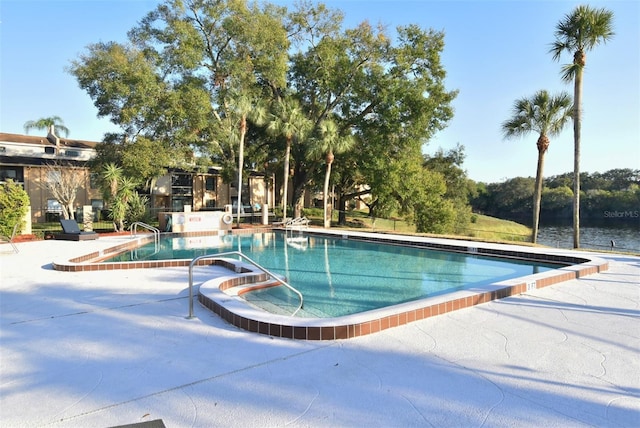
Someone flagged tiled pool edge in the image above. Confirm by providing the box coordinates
[201,229,609,340]
[51,228,609,340]
[198,254,607,340]
[52,229,272,271]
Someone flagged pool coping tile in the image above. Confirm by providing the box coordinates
[51,228,608,340]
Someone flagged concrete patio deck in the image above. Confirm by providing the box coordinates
[1,235,638,427]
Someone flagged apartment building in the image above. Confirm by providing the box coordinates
[0,129,275,227]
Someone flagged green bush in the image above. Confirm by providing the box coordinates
[125,192,151,225]
[301,207,323,218]
[0,180,30,237]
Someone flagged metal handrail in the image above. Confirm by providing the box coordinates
[188,251,304,319]
[285,217,310,237]
[285,216,310,228]
[130,221,160,245]
[0,223,19,254]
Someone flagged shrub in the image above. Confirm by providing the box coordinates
[125,192,151,225]
[0,180,30,237]
[301,207,323,218]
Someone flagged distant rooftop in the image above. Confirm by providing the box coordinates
[0,132,98,150]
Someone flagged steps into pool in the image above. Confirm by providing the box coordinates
[225,278,325,317]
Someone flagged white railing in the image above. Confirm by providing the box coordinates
[188,251,304,318]
[130,222,160,245]
[284,216,310,230]
[0,223,19,254]
[129,222,160,260]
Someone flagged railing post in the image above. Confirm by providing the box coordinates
[188,257,197,319]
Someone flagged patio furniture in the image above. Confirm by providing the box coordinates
[54,219,99,241]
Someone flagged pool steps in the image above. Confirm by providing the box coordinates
[225,278,284,297]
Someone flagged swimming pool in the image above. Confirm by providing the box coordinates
[54,228,608,339]
[103,231,560,318]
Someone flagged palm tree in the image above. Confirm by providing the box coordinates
[550,5,614,248]
[23,116,70,137]
[309,119,355,228]
[101,163,130,232]
[502,90,573,243]
[228,93,269,226]
[267,97,312,220]
[102,163,122,201]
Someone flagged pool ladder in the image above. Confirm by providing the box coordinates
[129,222,160,259]
[130,222,160,243]
[285,217,310,248]
[284,216,310,231]
[188,251,304,319]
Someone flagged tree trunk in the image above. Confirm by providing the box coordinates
[291,166,308,219]
[573,65,583,248]
[532,138,547,244]
[323,161,332,228]
[236,115,246,227]
[293,191,305,219]
[66,201,75,221]
[282,137,291,220]
[337,193,347,224]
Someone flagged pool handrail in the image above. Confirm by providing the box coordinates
[130,222,160,246]
[285,216,310,230]
[0,223,19,254]
[188,251,304,319]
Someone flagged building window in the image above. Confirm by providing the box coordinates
[171,173,191,187]
[44,146,56,154]
[172,196,192,212]
[91,199,104,211]
[90,173,100,189]
[47,170,62,183]
[47,199,63,213]
[205,176,216,191]
[64,150,80,157]
[0,166,23,182]
[171,173,192,196]
[1,169,16,180]
[91,200,104,221]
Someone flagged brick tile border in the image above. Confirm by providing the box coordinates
[52,228,608,340]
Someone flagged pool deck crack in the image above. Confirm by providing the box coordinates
[39,342,336,426]
[7,296,188,325]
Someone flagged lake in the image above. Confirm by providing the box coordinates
[537,225,639,253]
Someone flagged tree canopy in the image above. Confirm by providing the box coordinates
[471,168,639,226]
[69,0,460,229]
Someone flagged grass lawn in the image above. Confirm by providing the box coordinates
[303,209,533,244]
[28,210,531,245]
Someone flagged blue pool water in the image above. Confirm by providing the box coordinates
[106,232,560,317]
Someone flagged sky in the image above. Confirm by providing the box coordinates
[1,0,638,183]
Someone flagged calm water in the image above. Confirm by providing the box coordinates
[537,225,640,252]
[107,232,560,317]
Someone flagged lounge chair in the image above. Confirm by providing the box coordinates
[55,219,99,241]
[0,223,19,253]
